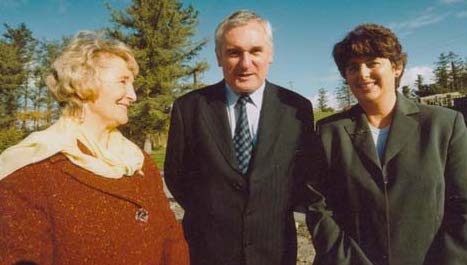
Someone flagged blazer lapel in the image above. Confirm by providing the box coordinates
[201,81,239,171]
[248,82,285,174]
[344,106,382,170]
[381,94,420,166]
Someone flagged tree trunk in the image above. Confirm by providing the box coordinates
[143,133,152,154]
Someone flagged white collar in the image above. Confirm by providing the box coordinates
[225,82,266,107]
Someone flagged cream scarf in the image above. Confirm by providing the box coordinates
[0,117,144,180]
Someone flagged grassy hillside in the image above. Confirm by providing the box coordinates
[314,111,335,123]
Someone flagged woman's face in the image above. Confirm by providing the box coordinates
[344,57,402,106]
[86,54,136,129]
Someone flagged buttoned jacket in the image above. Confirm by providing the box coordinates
[0,152,189,265]
[164,80,317,265]
[312,94,467,265]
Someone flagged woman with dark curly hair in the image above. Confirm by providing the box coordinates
[309,24,467,265]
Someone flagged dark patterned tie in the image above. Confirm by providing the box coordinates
[233,95,253,175]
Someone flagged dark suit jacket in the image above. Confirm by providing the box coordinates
[312,94,467,265]
[164,80,318,265]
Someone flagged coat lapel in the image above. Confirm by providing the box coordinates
[201,81,239,171]
[248,82,285,174]
[381,94,420,166]
[61,158,149,207]
[344,105,382,170]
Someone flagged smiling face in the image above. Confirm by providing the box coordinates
[216,20,273,94]
[85,54,136,130]
[345,57,402,107]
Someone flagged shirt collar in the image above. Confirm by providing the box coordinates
[225,82,266,107]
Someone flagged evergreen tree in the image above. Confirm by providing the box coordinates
[445,51,463,92]
[0,40,22,128]
[2,23,38,130]
[433,52,450,93]
[413,74,431,97]
[32,40,63,128]
[317,88,330,112]
[334,79,356,110]
[401,85,413,98]
[107,0,208,151]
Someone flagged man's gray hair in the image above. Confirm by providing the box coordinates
[215,10,273,56]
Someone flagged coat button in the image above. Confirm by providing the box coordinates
[233,182,243,190]
[135,208,149,222]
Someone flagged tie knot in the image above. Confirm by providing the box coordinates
[237,95,250,106]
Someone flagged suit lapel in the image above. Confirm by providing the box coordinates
[248,82,285,174]
[381,94,420,166]
[201,81,239,171]
[344,106,382,170]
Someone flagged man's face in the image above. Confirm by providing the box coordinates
[217,20,273,94]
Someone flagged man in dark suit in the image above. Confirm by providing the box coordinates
[164,10,319,265]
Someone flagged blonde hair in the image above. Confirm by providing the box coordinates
[46,31,139,117]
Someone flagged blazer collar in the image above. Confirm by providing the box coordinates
[344,93,420,168]
[381,93,420,166]
[201,80,285,177]
[202,80,239,172]
[345,105,381,169]
[248,81,285,175]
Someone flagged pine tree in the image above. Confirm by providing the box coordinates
[317,88,329,112]
[0,40,22,128]
[32,40,63,129]
[2,23,38,130]
[334,79,356,110]
[433,52,450,92]
[107,0,208,151]
[446,51,463,92]
[401,85,413,98]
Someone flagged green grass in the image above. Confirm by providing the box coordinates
[314,111,335,123]
[151,147,166,169]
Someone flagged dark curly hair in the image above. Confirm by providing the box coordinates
[333,24,407,88]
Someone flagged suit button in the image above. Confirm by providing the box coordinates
[233,182,243,190]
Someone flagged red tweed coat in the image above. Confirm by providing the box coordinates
[0,152,189,265]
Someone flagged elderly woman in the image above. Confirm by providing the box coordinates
[0,32,189,265]
[309,24,467,265]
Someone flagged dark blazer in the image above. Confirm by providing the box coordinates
[164,80,317,265]
[312,94,467,265]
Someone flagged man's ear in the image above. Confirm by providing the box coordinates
[269,47,274,64]
[216,51,222,67]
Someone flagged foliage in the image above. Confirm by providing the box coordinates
[107,0,208,149]
[317,88,333,112]
[0,39,23,128]
[31,40,64,129]
[334,79,357,110]
[0,128,25,152]
[151,146,167,169]
[416,52,467,97]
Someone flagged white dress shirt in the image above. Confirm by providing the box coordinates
[225,83,265,145]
